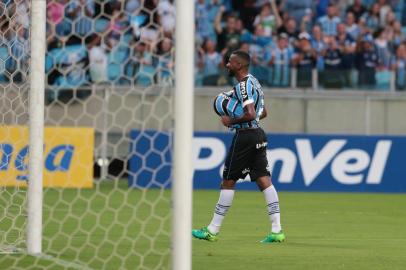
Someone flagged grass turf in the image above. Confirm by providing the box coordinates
[1,184,406,269]
[193,190,406,270]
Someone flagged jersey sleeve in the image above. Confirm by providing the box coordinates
[235,78,254,107]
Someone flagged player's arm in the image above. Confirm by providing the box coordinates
[221,103,256,126]
[221,79,256,126]
[260,107,267,120]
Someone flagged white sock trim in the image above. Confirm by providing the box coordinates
[208,189,234,234]
[263,185,282,233]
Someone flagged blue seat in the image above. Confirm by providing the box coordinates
[114,46,129,62]
[95,18,109,32]
[0,46,9,61]
[108,63,121,81]
[375,71,391,91]
[0,46,8,78]
[137,66,155,86]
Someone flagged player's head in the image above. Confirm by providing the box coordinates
[226,50,250,77]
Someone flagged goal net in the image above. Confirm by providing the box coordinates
[0,0,192,269]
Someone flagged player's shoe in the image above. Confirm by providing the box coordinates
[260,231,286,243]
[192,227,218,242]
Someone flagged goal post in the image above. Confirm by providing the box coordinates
[173,0,195,270]
[27,0,46,255]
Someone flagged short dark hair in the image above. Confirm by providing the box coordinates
[231,50,250,67]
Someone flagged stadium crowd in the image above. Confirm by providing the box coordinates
[1,0,406,91]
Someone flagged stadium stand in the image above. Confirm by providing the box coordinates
[1,0,406,91]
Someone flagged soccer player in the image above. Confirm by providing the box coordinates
[192,50,285,243]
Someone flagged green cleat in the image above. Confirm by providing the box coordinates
[192,227,218,242]
[260,231,286,243]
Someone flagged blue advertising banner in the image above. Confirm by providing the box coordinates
[129,130,406,192]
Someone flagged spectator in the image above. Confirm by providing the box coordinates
[232,0,257,32]
[253,1,282,37]
[378,0,392,27]
[268,32,294,87]
[8,0,29,29]
[388,21,403,48]
[105,4,129,47]
[68,0,95,39]
[46,42,89,89]
[240,24,272,47]
[300,8,313,33]
[355,35,379,89]
[195,0,212,44]
[346,0,367,23]
[214,7,240,54]
[322,37,344,88]
[0,19,10,82]
[402,4,406,26]
[317,3,341,36]
[247,25,270,85]
[125,0,141,14]
[374,28,392,69]
[137,2,161,43]
[360,3,380,34]
[316,0,329,19]
[392,0,404,22]
[345,11,361,41]
[293,32,317,87]
[54,16,73,40]
[336,23,356,87]
[128,41,156,86]
[156,37,174,85]
[311,25,327,71]
[384,10,397,28]
[86,34,108,83]
[47,0,66,25]
[277,17,299,47]
[208,0,223,24]
[392,44,406,90]
[282,0,313,26]
[157,0,175,35]
[8,26,29,83]
[195,0,220,44]
[198,39,223,86]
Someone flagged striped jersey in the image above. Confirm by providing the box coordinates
[271,47,293,87]
[229,74,265,130]
[213,91,244,118]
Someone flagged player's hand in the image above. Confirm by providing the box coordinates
[221,116,232,127]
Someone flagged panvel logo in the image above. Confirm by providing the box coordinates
[0,144,74,181]
[268,139,391,186]
[192,136,392,186]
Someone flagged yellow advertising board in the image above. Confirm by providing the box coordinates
[0,126,94,188]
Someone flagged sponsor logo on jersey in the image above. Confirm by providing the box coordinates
[240,82,247,99]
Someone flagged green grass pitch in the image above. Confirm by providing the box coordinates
[193,190,406,270]
[1,184,406,269]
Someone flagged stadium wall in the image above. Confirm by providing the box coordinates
[3,86,406,150]
[195,87,406,135]
[3,86,406,191]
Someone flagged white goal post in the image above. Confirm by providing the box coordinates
[173,1,194,270]
[27,0,46,255]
